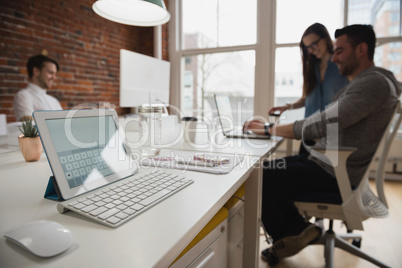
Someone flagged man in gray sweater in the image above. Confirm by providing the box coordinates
[244,24,401,265]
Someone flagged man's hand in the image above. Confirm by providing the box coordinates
[268,105,289,115]
[242,120,266,135]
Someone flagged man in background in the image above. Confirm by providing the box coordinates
[244,24,401,265]
[14,54,62,121]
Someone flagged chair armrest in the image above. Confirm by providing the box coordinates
[310,146,357,203]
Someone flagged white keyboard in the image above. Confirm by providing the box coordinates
[57,170,193,227]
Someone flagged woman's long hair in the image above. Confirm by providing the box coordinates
[300,23,333,96]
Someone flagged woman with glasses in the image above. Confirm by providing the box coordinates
[269,23,349,154]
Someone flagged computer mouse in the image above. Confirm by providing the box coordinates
[4,220,73,258]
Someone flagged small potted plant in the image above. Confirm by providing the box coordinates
[18,118,42,162]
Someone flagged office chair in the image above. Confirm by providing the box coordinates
[294,101,401,268]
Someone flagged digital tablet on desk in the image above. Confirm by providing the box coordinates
[33,109,137,200]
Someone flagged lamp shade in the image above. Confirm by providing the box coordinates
[92,0,170,27]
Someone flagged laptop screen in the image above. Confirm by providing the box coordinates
[215,95,236,131]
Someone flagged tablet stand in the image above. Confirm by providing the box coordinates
[44,176,64,201]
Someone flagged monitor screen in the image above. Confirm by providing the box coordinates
[120,49,170,108]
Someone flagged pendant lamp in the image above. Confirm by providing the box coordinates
[92,0,170,27]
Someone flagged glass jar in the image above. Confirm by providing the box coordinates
[138,106,162,156]
[181,116,198,143]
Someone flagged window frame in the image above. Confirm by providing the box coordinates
[168,0,275,118]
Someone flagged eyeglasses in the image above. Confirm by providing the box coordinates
[304,37,322,50]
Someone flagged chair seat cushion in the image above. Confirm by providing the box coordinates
[293,192,342,205]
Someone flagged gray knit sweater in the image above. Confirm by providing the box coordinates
[293,66,401,186]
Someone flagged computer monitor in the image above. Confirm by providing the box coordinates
[119,49,170,108]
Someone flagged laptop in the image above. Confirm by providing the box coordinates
[33,109,193,227]
[214,94,270,139]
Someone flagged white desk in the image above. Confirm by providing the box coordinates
[0,133,282,267]
[124,123,283,157]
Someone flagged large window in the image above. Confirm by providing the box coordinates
[176,0,257,121]
[170,0,402,123]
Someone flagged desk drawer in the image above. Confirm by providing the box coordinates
[170,219,227,268]
[227,201,244,268]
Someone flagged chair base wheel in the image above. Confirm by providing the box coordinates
[352,238,361,248]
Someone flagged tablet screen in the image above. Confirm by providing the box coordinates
[45,115,129,189]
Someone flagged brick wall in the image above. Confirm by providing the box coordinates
[0,0,169,122]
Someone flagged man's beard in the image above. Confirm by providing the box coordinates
[339,51,359,76]
[38,77,51,89]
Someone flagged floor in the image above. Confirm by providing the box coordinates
[257,180,402,268]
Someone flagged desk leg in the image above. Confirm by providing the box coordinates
[243,164,262,268]
[286,138,293,156]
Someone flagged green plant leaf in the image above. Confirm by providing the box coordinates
[19,118,38,137]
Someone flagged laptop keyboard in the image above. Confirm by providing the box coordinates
[57,170,193,227]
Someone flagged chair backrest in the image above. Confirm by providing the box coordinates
[371,100,402,208]
[294,102,401,230]
[336,101,401,227]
